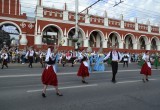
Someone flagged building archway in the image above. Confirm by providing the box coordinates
[42,25,62,45]
[151,37,159,50]
[67,27,85,47]
[138,35,149,50]
[89,30,104,48]
[107,32,121,48]
[0,22,21,49]
[124,34,136,49]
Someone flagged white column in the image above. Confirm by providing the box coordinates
[36,6,43,17]
[35,34,42,45]
[85,14,90,24]
[146,43,151,50]
[120,14,124,28]
[157,45,160,51]
[83,38,89,47]
[147,20,151,33]
[9,0,10,14]
[37,0,43,6]
[62,37,68,46]
[20,34,28,45]
[103,39,107,48]
[19,3,21,15]
[126,39,129,49]
[2,0,4,13]
[104,18,108,27]
[15,0,17,15]
[133,42,138,49]
[119,41,124,49]
[135,17,138,31]
[63,11,68,21]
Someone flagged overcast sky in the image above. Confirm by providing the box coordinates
[20,0,160,26]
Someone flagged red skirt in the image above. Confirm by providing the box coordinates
[140,62,151,76]
[77,62,89,77]
[41,66,58,86]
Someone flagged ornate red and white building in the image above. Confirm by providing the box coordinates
[0,0,160,53]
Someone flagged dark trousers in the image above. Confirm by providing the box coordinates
[111,61,118,82]
[28,57,33,68]
[1,59,8,69]
[123,61,128,67]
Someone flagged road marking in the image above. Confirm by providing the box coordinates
[117,79,157,84]
[0,69,160,78]
[27,84,98,93]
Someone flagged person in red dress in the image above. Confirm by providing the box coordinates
[41,46,63,97]
[140,50,151,82]
[77,50,90,84]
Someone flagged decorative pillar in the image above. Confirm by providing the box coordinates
[103,39,107,48]
[146,43,151,50]
[119,41,124,49]
[135,17,138,31]
[157,45,160,51]
[37,0,43,6]
[104,10,108,27]
[20,33,28,45]
[120,14,124,28]
[133,42,138,50]
[9,0,10,14]
[62,28,68,46]
[147,19,151,33]
[85,9,90,24]
[36,0,43,17]
[35,26,42,45]
[2,0,4,13]
[63,3,69,21]
[83,30,89,47]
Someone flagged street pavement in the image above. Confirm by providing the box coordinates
[0,62,160,110]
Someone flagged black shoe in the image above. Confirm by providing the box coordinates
[111,80,116,83]
[42,93,46,98]
[82,80,88,84]
[142,79,145,83]
[146,79,149,82]
[56,93,63,96]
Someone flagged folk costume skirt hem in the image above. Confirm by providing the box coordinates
[42,66,58,86]
[77,62,89,77]
[140,62,151,76]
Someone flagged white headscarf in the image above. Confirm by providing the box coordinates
[45,48,51,62]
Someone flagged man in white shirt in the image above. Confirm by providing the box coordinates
[104,45,122,83]
[123,51,129,67]
[25,46,35,68]
[1,49,8,69]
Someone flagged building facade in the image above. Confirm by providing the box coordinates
[0,0,160,53]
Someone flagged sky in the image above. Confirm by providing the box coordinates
[20,0,160,26]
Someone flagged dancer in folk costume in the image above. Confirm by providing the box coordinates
[1,49,8,69]
[104,45,122,83]
[77,50,90,84]
[138,53,144,67]
[122,51,129,67]
[25,46,35,68]
[39,50,46,68]
[94,48,105,71]
[54,50,60,73]
[140,51,152,82]
[86,47,93,73]
[61,51,67,67]
[41,46,63,97]
[93,52,99,71]
[153,53,160,69]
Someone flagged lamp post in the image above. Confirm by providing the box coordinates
[72,0,79,50]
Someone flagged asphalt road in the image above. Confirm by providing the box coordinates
[0,63,160,110]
